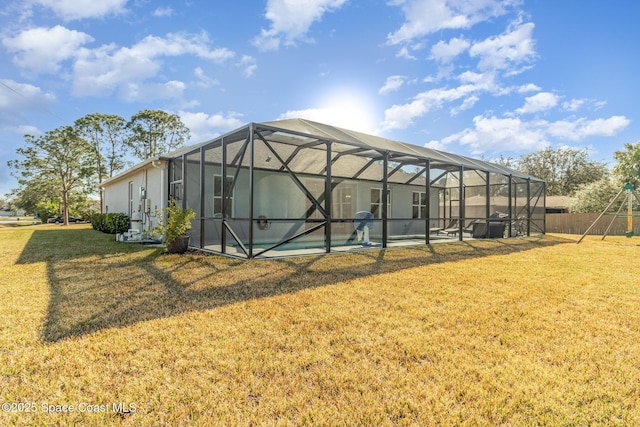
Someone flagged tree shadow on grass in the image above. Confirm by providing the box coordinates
[14,227,574,342]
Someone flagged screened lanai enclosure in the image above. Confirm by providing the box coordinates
[170,119,545,259]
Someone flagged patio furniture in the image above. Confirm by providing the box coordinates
[443,219,460,236]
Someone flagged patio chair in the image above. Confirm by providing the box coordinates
[443,219,460,236]
[463,219,480,235]
[429,226,443,235]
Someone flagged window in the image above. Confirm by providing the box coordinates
[171,158,183,182]
[412,191,427,219]
[370,188,390,219]
[213,175,234,217]
[169,181,182,203]
[333,186,353,218]
[303,180,353,219]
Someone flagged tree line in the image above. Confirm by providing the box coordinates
[6,110,189,225]
[497,144,640,213]
[4,111,640,223]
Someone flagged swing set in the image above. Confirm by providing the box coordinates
[577,183,640,243]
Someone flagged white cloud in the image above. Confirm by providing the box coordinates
[379,75,406,95]
[562,98,606,112]
[382,17,538,132]
[127,32,234,62]
[153,7,174,17]
[546,116,630,141]
[425,139,448,151]
[516,92,559,114]
[71,32,235,98]
[430,37,470,63]
[517,83,541,93]
[239,55,257,77]
[396,46,417,60]
[381,73,499,131]
[193,67,219,88]
[580,116,630,137]
[179,111,244,142]
[2,25,93,73]
[469,20,536,72]
[456,70,496,88]
[7,124,41,135]
[72,43,156,97]
[120,80,186,103]
[381,84,479,130]
[4,27,236,98]
[0,79,56,119]
[253,0,347,51]
[457,115,548,153]
[432,114,630,154]
[562,99,585,112]
[387,0,517,45]
[31,0,128,21]
[450,95,479,115]
[4,27,244,102]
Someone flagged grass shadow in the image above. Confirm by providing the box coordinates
[15,227,574,342]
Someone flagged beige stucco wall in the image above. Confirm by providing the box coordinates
[101,161,168,233]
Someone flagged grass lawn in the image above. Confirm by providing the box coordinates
[1,224,639,426]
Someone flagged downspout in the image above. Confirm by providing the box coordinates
[152,159,167,232]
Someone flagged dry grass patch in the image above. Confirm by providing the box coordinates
[1,225,639,426]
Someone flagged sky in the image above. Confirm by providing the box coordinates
[1,0,639,197]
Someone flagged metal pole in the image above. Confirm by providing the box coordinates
[526,178,531,237]
[542,181,547,234]
[577,187,625,243]
[325,141,332,253]
[602,193,627,240]
[221,136,227,253]
[382,152,389,248]
[425,159,430,245]
[508,175,513,237]
[199,147,205,249]
[248,124,255,259]
[627,187,634,237]
[181,154,186,209]
[485,170,491,238]
[458,166,464,241]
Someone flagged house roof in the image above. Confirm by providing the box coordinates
[99,141,202,188]
[258,118,542,181]
[252,119,543,181]
[546,195,573,208]
[101,118,545,188]
[99,158,167,188]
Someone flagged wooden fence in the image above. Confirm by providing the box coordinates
[546,213,640,235]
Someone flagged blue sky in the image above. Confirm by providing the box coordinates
[1,0,638,197]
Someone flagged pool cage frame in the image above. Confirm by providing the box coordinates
[167,119,546,259]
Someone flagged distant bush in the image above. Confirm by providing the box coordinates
[35,201,60,223]
[91,213,129,234]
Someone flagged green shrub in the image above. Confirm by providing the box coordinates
[153,199,195,243]
[91,213,129,234]
[90,213,104,231]
[35,201,60,223]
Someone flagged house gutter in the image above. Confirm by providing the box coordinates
[152,158,169,222]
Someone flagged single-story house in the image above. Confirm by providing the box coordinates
[546,196,573,213]
[100,118,546,259]
[0,209,26,217]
